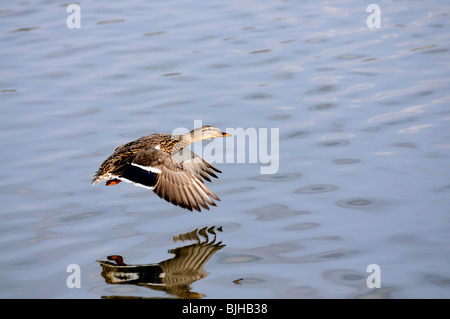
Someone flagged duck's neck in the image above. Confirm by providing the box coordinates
[171,130,203,154]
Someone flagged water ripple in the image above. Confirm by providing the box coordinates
[249,173,301,182]
[295,184,338,194]
[335,198,381,209]
[246,204,308,221]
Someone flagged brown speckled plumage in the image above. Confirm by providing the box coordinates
[92,126,230,212]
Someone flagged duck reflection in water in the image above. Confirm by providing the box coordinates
[98,226,225,299]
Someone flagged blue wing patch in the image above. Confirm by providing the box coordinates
[120,165,159,189]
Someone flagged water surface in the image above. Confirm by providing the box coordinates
[1,0,450,298]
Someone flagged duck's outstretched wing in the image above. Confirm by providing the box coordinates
[112,147,220,212]
[172,149,221,183]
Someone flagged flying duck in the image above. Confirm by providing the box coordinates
[92,125,230,212]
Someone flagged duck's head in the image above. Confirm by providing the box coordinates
[190,125,231,140]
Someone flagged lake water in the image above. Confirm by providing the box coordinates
[1,0,450,299]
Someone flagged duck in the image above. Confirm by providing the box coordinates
[98,226,225,298]
[92,125,230,212]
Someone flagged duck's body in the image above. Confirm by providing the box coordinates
[92,126,230,212]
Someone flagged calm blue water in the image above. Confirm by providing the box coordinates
[1,0,450,298]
